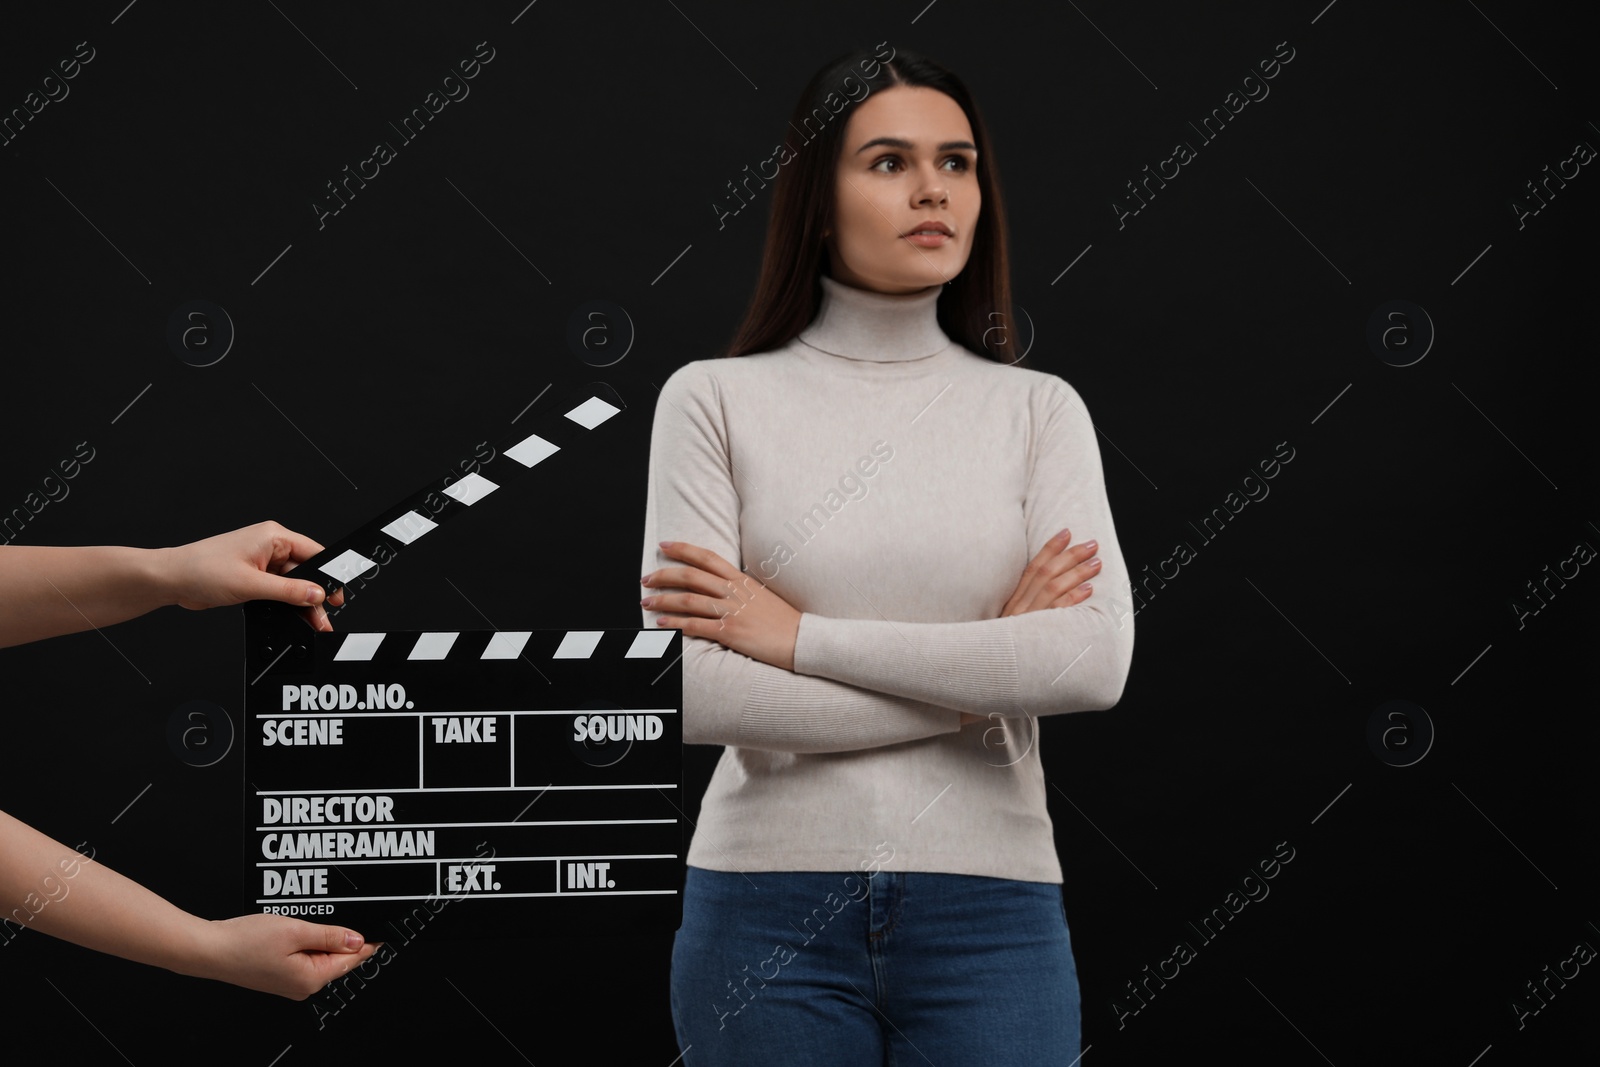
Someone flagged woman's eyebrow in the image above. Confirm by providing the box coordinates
[854,136,977,154]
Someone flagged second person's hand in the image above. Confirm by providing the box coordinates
[156,521,346,631]
[193,914,380,1000]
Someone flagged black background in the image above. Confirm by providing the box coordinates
[0,1,1594,1063]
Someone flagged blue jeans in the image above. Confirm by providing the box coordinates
[670,865,1082,1065]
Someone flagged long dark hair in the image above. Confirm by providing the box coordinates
[718,46,1014,362]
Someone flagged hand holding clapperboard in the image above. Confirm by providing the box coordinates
[243,386,684,941]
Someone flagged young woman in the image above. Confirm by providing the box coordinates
[640,45,1134,1063]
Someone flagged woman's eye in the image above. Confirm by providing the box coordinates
[872,155,972,173]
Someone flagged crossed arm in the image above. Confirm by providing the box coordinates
[643,531,1102,720]
[638,365,1135,753]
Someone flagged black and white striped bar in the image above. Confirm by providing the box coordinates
[299,389,623,602]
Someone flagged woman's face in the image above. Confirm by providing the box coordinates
[826,85,981,294]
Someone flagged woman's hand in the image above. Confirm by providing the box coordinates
[642,541,801,671]
[959,529,1100,726]
[999,528,1100,617]
[193,914,379,1000]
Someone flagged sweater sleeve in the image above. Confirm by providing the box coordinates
[640,363,963,753]
[790,375,1136,718]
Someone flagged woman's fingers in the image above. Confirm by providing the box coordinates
[655,541,740,581]
[1002,529,1071,614]
[644,564,744,598]
[1037,551,1098,610]
[647,543,803,670]
[643,544,760,614]
[1003,530,1101,616]
[1004,531,1068,617]
[642,590,735,623]
[1043,551,1101,610]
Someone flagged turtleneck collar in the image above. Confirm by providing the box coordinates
[796,273,952,363]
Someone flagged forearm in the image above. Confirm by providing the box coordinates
[677,632,963,752]
[0,545,176,648]
[0,809,214,979]
[792,601,1134,717]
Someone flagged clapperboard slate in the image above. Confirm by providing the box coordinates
[241,387,683,939]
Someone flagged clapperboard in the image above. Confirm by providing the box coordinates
[241,387,683,938]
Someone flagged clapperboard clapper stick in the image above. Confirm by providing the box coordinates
[241,384,684,940]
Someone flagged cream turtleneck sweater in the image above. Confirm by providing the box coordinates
[640,273,1134,882]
